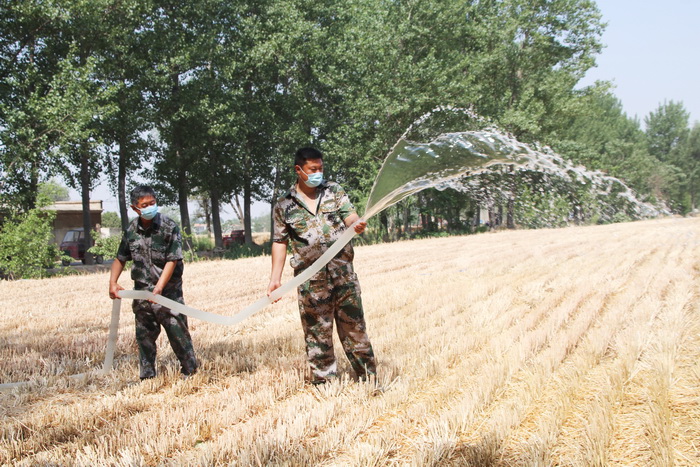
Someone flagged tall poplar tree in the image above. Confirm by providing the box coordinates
[0,1,70,210]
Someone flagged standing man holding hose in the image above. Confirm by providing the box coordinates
[109,185,198,380]
[268,147,377,385]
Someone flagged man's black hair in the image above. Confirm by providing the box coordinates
[130,185,157,206]
[295,147,323,167]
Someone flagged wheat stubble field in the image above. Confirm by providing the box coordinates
[1,217,699,466]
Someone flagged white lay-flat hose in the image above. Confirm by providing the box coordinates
[0,222,359,390]
[118,223,358,325]
[102,297,121,373]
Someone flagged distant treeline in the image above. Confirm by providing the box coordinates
[2,0,698,251]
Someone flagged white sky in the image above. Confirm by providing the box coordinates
[578,0,700,125]
[77,0,700,212]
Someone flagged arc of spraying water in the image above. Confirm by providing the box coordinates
[2,107,663,389]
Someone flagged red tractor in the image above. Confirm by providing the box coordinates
[222,229,245,248]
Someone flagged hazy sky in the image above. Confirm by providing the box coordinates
[579,0,700,125]
[81,1,700,213]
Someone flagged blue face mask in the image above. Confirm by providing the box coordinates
[139,204,159,220]
[303,171,323,188]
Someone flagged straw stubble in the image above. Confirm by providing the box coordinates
[1,217,698,466]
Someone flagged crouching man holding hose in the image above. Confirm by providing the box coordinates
[268,147,377,385]
[109,185,198,380]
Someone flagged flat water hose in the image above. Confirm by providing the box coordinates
[0,224,359,390]
[102,298,121,374]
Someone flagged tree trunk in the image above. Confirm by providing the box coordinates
[28,161,39,210]
[418,193,428,231]
[269,162,282,236]
[25,38,38,212]
[379,211,389,242]
[690,180,697,211]
[243,174,253,244]
[402,202,411,238]
[118,134,129,232]
[452,206,461,231]
[506,167,516,229]
[211,190,223,248]
[177,167,192,251]
[572,203,582,225]
[507,198,515,229]
[80,150,94,265]
[230,194,244,227]
[488,208,496,228]
[171,69,191,250]
[474,203,481,227]
[387,211,396,241]
[203,198,212,234]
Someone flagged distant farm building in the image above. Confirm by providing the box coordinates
[44,201,103,245]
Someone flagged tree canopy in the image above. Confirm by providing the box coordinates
[1,0,697,252]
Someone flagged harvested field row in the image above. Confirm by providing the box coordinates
[1,217,698,465]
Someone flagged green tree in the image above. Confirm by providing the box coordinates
[38,179,70,202]
[140,0,224,246]
[49,52,113,265]
[95,0,156,232]
[645,101,691,212]
[645,100,690,163]
[1,0,642,238]
[550,89,673,203]
[252,213,270,233]
[1,2,119,267]
[0,1,73,211]
[88,230,121,262]
[101,211,122,229]
[0,202,63,279]
[685,123,700,211]
[463,0,604,139]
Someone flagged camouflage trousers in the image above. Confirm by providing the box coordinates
[296,263,376,384]
[132,299,198,379]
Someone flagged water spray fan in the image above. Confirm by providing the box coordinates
[1,107,663,388]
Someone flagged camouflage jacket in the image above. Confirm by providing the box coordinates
[116,213,184,300]
[273,180,356,272]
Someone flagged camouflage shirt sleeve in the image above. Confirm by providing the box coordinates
[336,185,356,221]
[165,224,183,262]
[116,235,131,262]
[272,201,289,243]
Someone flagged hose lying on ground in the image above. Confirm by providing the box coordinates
[0,224,359,391]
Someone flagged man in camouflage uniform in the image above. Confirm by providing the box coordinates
[109,185,197,380]
[268,147,376,384]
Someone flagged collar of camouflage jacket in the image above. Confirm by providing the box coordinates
[287,179,329,200]
[136,212,162,233]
